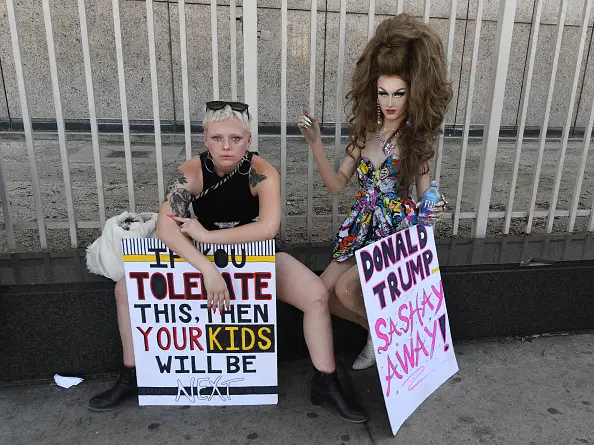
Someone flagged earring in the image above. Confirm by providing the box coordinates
[204,152,215,174]
[377,102,382,126]
[238,152,251,175]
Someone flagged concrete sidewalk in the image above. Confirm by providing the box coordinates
[1,334,593,445]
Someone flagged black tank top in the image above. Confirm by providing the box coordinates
[192,151,260,231]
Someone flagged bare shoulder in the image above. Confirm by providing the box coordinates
[249,154,279,188]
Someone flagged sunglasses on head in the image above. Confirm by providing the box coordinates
[206,101,250,117]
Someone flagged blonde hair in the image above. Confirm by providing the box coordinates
[203,105,251,133]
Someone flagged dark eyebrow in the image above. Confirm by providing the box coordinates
[377,87,406,94]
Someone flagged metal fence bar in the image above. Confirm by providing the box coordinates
[472,0,516,237]
[453,0,483,235]
[1,221,101,230]
[146,0,165,202]
[569,48,594,230]
[6,0,47,248]
[210,0,220,100]
[504,0,543,234]
[280,0,288,241]
[78,0,106,228]
[590,185,594,231]
[397,0,403,15]
[434,0,457,184]
[0,152,15,249]
[230,0,238,101]
[546,0,592,233]
[367,0,375,40]
[112,0,135,212]
[332,0,347,235]
[243,0,259,151]
[179,0,192,161]
[283,209,591,223]
[526,0,567,233]
[307,0,317,241]
[3,0,594,250]
[4,207,589,232]
[42,0,77,247]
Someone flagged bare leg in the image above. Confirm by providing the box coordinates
[276,252,367,422]
[89,278,138,410]
[114,278,135,367]
[334,264,376,370]
[275,252,334,373]
[118,255,340,372]
[320,259,369,329]
[334,264,367,323]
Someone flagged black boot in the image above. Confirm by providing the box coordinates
[89,366,138,411]
[310,367,368,423]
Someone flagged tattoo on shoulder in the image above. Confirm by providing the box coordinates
[165,169,192,218]
[166,170,187,192]
[249,167,267,188]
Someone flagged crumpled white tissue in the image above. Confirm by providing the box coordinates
[53,374,84,389]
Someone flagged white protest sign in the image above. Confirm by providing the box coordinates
[355,225,458,435]
[122,238,277,406]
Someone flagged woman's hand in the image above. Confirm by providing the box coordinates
[431,194,449,223]
[434,194,448,220]
[297,107,321,144]
[168,214,229,311]
[416,194,448,224]
[202,266,230,312]
[169,215,209,243]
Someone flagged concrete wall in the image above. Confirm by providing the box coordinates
[0,0,593,130]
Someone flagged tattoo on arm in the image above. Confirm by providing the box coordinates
[165,169,192,218]
[249,168,267,188]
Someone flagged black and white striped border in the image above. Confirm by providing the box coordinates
[121,238,164,255]
[201,240,275,256]
[122,238,275,256]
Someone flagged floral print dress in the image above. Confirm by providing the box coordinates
[332,154,418,262]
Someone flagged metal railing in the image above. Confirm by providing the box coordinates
[0,0,593,251]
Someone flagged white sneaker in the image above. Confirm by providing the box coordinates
[352,334,376,370]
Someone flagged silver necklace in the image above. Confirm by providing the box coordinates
[376,128,401,156]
